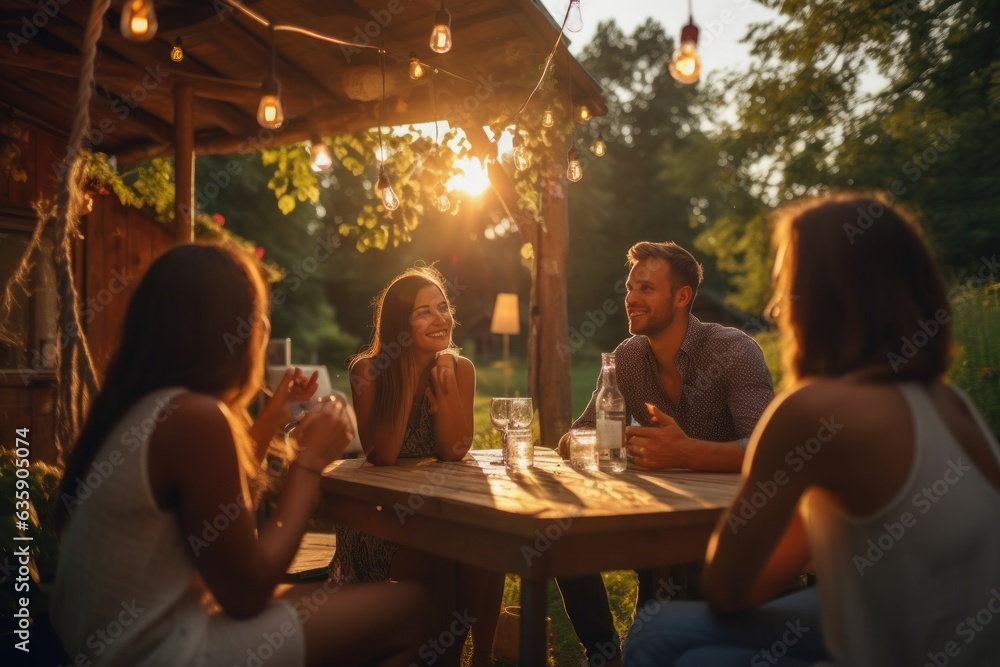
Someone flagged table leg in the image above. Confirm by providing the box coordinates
[519,576,548,666]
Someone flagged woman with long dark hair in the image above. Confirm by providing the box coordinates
[51,243,428,667]
[624,194,1000,666]
[330,266,502,667]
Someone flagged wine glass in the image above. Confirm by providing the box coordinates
[490,398,512,465]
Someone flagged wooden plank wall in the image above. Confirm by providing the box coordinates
[0,118,175,462]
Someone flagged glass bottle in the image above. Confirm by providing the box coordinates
[596,352,628,472]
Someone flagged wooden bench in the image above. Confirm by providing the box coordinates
[285,531,336,582]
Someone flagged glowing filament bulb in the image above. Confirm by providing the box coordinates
[120,0,158,42]
[434,184,451,212]
[377,165,400,211]
[409,53,426,79]
[170,38,183,62]
[590,136,606,157]
[577,105,591,122]
[542,108,555,128]
[669,20,701,85]
[310,142,333,172]
[257,80,283,129]
[430,3,452,54]
[512,144,531,171]
[566,0,583,33]
[566,147,583,182]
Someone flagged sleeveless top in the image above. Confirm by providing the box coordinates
[804,383,1000,667]
[329,395,437,584]
[50,388,210,666]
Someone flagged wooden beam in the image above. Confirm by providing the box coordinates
[174,85,195,242]
[533,173,572,449]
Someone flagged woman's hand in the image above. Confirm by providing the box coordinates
[292,398,355,471]
[264,367,320,424]
[425,363,459,414]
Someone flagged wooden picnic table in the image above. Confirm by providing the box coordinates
[317,448,741,666]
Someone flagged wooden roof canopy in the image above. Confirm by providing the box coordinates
[0,0,607,165]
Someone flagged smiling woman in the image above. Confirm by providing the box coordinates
[331,265,503,667]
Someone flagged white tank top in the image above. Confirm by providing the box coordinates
[50,388,212,666]
[804,383,1000,667]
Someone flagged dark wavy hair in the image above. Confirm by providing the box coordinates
[772,193,953,383]
[56,243,269,527]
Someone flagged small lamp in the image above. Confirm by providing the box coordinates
[490,293,520,362]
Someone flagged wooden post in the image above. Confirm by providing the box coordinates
[532,186,573,449]
[173,85,195,242]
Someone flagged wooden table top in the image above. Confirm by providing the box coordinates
[318,449,741,578]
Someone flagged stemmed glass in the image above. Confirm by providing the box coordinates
[491,397,533,465]
[491,398,512,464]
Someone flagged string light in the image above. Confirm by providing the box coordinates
[376,164,400,210]
[670,1,701,85]
[512,133,531,171]
[409,52,426,79]
[170,37,184,62]
[434,182,451,212]
[120,0,158,41]
[590,133,606,157]
[257,26,284,129]
[566,0,583,33]
[430,0,452,54]
[566,147,582,182]
[213,0,601,215]
[310,141,333,171]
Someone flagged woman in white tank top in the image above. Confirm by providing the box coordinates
[624,194,1000,666]
[50,244,430,666]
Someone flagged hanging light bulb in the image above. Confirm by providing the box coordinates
[429,1,452,54]
[257,28,284,129]
[512,135,531,171]
[120,0,158,42]
[542,107,555,128]
[565,0,584,33]
[310,141,333,172]
[669,17,701,85]
[590,134,606,157]
[409,52,426,80]
[377,164,400,211]
[576,105,591,122]
[170,37,184,63]
[566,147,583,182]
[434,182,451,212]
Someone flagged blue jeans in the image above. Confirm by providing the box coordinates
[623,587,833,667]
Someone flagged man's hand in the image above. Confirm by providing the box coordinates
[625,403,695,469]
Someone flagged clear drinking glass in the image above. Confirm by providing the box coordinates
[509,398,533,430]
[569,427,598,472]
[505,427,534,472]
[490,398,512,465]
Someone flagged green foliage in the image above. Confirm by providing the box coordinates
[0,448,62,587]
[261,129,467,252]
[696,0,1000,307]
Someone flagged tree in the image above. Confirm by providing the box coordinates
[697,0,1000,309]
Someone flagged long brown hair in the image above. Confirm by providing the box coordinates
[772,193,953,383]
[349,266,457,426]
[56,243,269,526]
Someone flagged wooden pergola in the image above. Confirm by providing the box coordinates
[0,0,607,448]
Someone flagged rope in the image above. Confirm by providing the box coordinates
[48,0,111,461]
